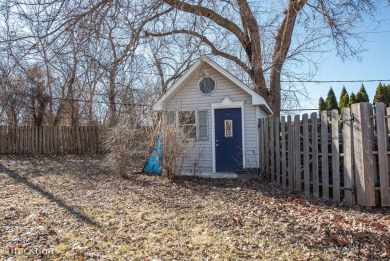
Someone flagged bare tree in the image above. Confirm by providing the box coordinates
[25,65,50,126]
[0,62,21,127]
[3,0,374,118]
[147,36,200,94]
[145,0,377,115]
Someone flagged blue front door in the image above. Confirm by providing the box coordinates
[215,108,243,172]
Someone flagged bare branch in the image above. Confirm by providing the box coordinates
[145,29,251,75]
[161,0,248,47]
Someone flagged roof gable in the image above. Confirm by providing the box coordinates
[153,56,272,114]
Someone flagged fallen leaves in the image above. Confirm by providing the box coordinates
[0,155,389,260]
[48,230,57,237]
[36,217,45,225]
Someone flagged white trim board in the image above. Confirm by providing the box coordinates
[211,97,246,173]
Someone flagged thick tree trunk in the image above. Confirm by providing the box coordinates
[7,104,17,128]
[267,0,306,117]
[53,74,76,126]
[42,47,53,124]
[54,36,79,126]
[269,72,281,117]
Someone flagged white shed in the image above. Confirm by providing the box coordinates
[153,56,272,177]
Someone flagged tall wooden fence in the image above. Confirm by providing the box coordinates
[260,102,390,207]
[0,126,101,155]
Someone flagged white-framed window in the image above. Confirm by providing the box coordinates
[179,111,196,139]
[198,77,216,95]
[198,110,208,140]
[165,110,208,141]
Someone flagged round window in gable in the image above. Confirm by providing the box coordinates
[199,77,216,95]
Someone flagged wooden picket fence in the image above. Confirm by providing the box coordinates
[260,102,390,207]
[0,126,102,155]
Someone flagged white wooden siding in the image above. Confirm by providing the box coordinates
[163,65,260,174]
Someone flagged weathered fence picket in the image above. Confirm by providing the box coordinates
[294,115,301,191]
[0,126,101,155]
[321,111,329,200]
[331,110,340,203]
[281,116,287,188]
[274,117,281,185]
[287,116,294,190]
[376,103,389,206]
[312,112,319,198]
[352,103,376,206]
[342,108,355,206]
[264,119,269,178]
[302,114,310,196]
[262,102,390,208]
[269,119,275,182]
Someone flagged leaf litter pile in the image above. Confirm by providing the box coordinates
[0,155,389,260]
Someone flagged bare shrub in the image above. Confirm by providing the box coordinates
[103,109,193,180]
[102,109,158,178]
[160,123,189,180]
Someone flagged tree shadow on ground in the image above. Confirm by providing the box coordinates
[0,154,111,180]
[0,163,101,228]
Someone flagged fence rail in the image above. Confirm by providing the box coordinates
[0,126,101,155]
[260,102,390,208]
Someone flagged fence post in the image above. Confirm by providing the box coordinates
[25,126,29,153]
[294,115,301,191]
[80,126,85,154]
[42,126,46,154]
[274,117,281,185]
[269,118,275,181]
[342,107,356,206]
[320,112,329,200]
[351,103,376,207]
[281,116,287,188]
[62,126,67,154]
[375,103,390,206]
[96,126,100,154]
[258,119,264,171]
[72,127,76,154]
[311,112,319,197]
[264,118,269,178]
[16,127,20,154]
[302,114,310,196]
[331,110,340,203]
[287,115,294,190]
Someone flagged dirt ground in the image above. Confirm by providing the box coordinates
[0,155,389,260]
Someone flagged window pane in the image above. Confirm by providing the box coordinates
[166,111,175,125]
[179,111,195,124]
[225,120,233,137]
[199,77,215,94]
[199,125,207,138]
[198,110,207,125]
[182,125,196,139]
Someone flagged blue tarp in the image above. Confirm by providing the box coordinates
[145,136,162,175]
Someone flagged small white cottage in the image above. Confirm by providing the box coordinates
[153,56,272,177]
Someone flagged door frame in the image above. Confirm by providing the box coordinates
[211,97,246,173]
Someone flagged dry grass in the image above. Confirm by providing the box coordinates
[0,155,389,260]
